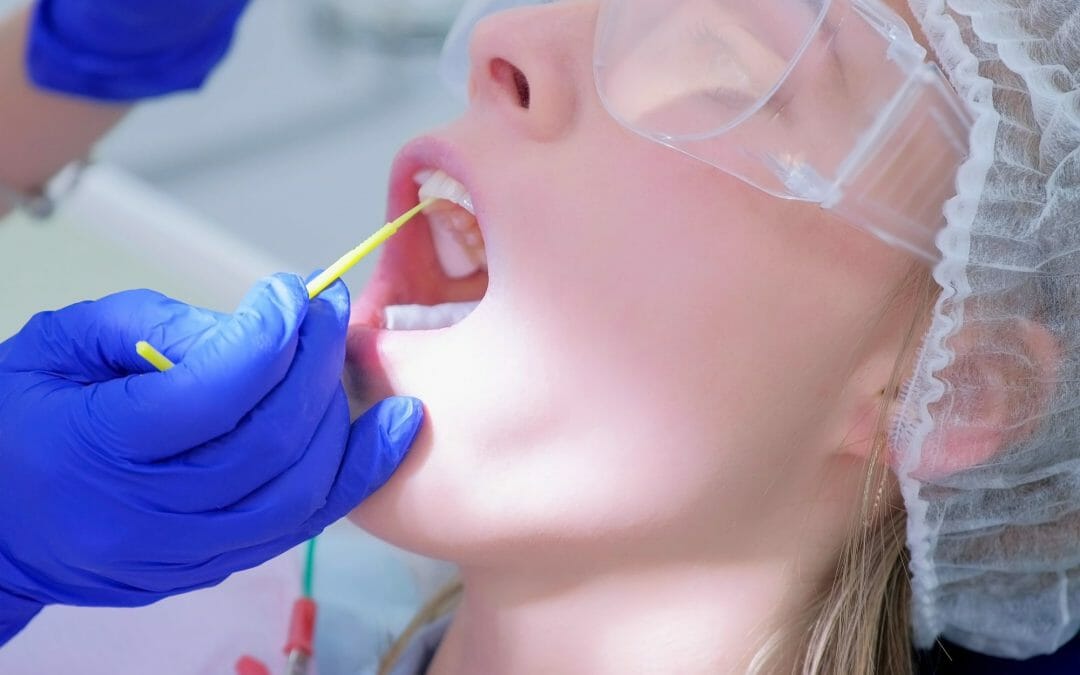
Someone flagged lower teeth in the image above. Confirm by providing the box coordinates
[384,301,481,331]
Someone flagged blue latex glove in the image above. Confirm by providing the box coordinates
[0,275,423,645]
[26,0,250,100]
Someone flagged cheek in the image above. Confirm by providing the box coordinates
[350,405,742,565]
[350,216,827,564]
[346,322,733,562]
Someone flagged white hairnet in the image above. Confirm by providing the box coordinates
[896,0,1080,659]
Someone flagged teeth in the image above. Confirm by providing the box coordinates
[384,301,481,331]
[415,169,486,280]
[416,169,474,214]
[429,216,482,278]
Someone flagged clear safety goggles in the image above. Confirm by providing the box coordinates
[440,0,972,263]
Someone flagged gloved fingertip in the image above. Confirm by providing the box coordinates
[316,281,351,326]
[306,397,423,518]
[379,396,425,459]
[268,272,309,308]
[305,268,349,308]
[234,274,310,339]
[300,284,349,342]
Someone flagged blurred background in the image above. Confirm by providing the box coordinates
[0,0,466,332]
[0,1,468,673]
[98,0,465,277]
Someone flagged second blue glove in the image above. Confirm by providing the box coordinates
[27,0,251,99]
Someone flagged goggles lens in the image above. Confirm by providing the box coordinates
[594,0,828,139]
[440,0,971,263]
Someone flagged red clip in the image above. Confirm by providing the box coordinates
[284,597,318,657]
[234,655,271,675]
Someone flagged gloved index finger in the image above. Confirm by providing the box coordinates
[85,274,312,461]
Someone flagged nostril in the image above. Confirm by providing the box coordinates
[490,58,531,109]
[513,68,531,109]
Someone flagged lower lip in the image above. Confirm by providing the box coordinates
[344,272,396,400]
[345,323,394,405]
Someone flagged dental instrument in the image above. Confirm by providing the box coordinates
[283,539,318,675]
[135,340,175,371]
[235,540,319,675]
[135,198,435,369]
[304,199,435,299]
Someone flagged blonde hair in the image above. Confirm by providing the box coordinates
[780,264,935,675]
[379,265,937,675]
[379,580,463,673]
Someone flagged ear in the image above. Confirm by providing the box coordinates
[835,349,914,462]
[893,318,1060,479]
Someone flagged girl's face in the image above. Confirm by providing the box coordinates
[346,0,927,569]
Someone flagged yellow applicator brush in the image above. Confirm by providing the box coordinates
[135,340,176,371]
[304,198,435,300]
[135,198,435,373]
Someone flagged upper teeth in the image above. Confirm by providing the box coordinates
[416,169,474,214]
[415,169,486,279]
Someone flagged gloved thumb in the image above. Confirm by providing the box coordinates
[300,397,425,532]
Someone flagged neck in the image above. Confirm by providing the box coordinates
[427,555,827,675]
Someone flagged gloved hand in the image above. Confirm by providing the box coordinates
[26,0,251,100]
[0,275,423,645]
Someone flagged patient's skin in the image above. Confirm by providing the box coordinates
[348,1,930,672]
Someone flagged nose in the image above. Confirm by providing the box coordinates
[466,3,595,140]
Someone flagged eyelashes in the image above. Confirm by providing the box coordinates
[690,17,732,52]
[686,19,796,122]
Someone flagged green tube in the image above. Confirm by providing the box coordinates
[302,537,317,598]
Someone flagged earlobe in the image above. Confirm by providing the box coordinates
[896,318,1060,479]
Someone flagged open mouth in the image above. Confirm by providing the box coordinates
[350,153,490,335]
[382,169,489,330]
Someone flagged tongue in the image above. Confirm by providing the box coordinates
[384,301,481,331]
